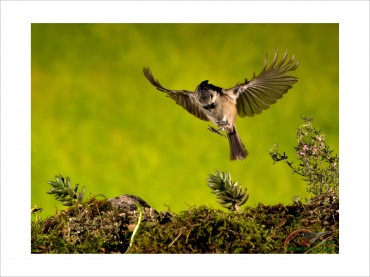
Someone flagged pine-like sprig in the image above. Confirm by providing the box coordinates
[47,174,86,206]
[207,171,249,212]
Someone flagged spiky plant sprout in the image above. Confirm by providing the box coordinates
[47,174,86,206]
[207,171,249,212]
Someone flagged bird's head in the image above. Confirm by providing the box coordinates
[195,80,222,105]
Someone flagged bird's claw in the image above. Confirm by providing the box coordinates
[208,126,227,138]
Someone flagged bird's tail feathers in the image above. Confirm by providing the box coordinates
[227,127,248,160]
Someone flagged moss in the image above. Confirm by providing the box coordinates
[32,191,338,254]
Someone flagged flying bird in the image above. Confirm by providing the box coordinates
[143,49,299,160]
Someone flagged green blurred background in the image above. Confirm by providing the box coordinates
[31,24,338,217]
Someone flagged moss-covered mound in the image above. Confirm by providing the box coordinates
[31,191,338,254]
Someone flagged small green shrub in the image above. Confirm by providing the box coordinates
[269,116,339,196]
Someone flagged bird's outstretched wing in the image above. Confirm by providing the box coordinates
[143,67,209,121]
[225,49,299,117]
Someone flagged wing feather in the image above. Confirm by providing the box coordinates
[226,49,299,117]
[143,67,209,121]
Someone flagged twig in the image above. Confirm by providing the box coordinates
[125,201,143,254]
[169,230,183,248]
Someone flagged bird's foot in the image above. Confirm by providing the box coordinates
[207,126,227,138]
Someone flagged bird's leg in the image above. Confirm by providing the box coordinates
[207,125,227,138]
[207,117,232,138]
[216,119,232,130]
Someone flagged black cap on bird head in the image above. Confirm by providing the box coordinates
[195,80,222,94]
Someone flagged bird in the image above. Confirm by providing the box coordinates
[143,49,299,160]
